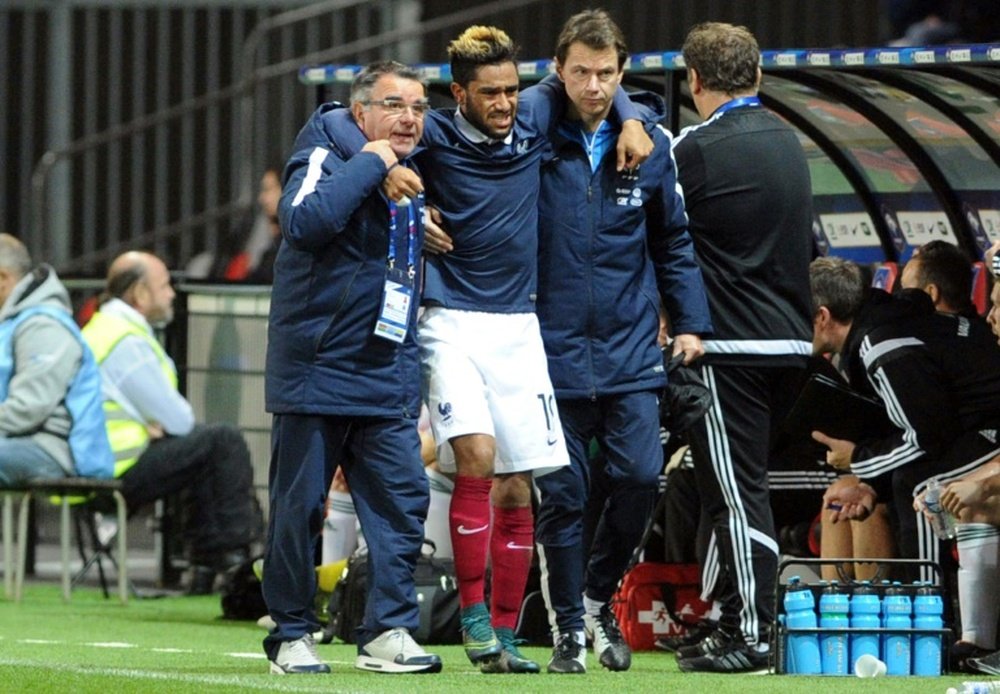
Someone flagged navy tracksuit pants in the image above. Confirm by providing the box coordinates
[261,413,428,659]
[535,390,662,634]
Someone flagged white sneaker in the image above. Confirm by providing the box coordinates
[356,627,443,674]
[269,634,331,674]
[584,604,632,671]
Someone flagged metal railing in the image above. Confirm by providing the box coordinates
[18,0,887,275]
[26,0,546,275]
[20,0,404,274]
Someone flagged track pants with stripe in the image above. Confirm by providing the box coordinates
[887,429,1000,583]
[688,361,807,646]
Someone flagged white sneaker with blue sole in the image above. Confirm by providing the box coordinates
[269,634,331,674]
[356,628,443,674]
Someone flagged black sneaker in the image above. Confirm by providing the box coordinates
[547,632,586,674]
[968,649,1000,676]
[677,633,770,674]
[951,641,995,672]
[676,630,727,660]
[654,619,718,653]
[584,603,631,671]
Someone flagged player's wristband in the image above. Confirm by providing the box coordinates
[992,253,1000,278]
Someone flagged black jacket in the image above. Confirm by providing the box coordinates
[672,100,814,366]
[843,289,1000,481]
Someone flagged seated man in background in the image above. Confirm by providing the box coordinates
[0,233,113,485]
[812,256,1000,669]
[929,274,1000,671]
[819,239,974,580]
[82,251,263,594]
[900,239,977,317]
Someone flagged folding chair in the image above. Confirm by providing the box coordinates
[13,477,129,603]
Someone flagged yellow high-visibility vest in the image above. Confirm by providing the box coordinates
[82,310,177,477]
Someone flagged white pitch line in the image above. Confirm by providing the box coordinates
[0,658,368,693]
[150,647,193,653]
[12,637,354,667]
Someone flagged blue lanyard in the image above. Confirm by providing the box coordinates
[387,192,422,279]
[711,95,762,117]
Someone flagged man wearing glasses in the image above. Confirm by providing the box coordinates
[262,60,440,676]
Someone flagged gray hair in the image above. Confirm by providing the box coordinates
[810,256,866,322]
[0,233,32,277]
[350,60,425,104]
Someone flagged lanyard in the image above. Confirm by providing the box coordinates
[387,192,422,279]
[711,95,762,117]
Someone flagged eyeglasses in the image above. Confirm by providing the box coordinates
[362,99,430,118]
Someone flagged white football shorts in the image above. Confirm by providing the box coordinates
[418,307,569,477]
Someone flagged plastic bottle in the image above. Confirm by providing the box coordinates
[946,683,1000,694]
[882,581,912,676]
[783,575,822,674]
[878,579,892,648]
[850,580,881,668]
[878,579,891,625]
[913,582,944,676]
[923,477,958,539]
[819,580,849,675]
[777,613,788,674]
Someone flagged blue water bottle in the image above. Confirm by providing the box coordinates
[913,582,943,676]
[777,613,788,673]
[819,580,849,675]
[878,580,891,623]
[784,576,822,674]
[882,581,912,675]
[850,580,881,668]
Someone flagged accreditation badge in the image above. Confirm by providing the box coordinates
[373,266,414,343]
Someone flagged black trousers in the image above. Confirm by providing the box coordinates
[121,423,262,562]
[687,360,807,646]
[889,427,1000,582]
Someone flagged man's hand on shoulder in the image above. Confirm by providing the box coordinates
[361,139,398,169]
[616,120,654,171]
[362,139,423,204]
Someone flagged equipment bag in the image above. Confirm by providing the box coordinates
[220,555,267,621]
[613,561,712,651]
[323,542,461,645]
[611,462,712,651]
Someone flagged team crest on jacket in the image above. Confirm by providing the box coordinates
[616,185,643,207]
[437,401,453,425]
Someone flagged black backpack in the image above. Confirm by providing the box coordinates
[219,555,268,621]
[321,542,461,645]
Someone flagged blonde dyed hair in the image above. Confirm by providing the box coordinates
[448,25,518,86]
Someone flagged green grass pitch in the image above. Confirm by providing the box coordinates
[0,584,985,692]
